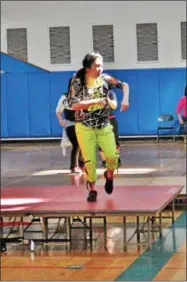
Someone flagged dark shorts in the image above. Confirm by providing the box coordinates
[182,117,187,134]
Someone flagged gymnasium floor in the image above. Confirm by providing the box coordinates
[1,139,186,281]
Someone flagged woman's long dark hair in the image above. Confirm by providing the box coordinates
[67,77,73,92]
[75,52,103,86]
[185,85,187,96]
[75,68,86,86]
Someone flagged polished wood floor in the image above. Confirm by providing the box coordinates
[1,140,186,281]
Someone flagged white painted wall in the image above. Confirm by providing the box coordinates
[1,1,186,71]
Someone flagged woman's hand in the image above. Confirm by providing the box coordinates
[120,100,129,112]
[59,119,66,127]
[98,98,108,106]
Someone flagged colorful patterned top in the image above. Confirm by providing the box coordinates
[68,73,124,129]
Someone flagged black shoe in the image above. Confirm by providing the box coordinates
[87,190,97,202]
[86,181,97,202]
[118,158,122,167]
[102,160,106,168]
[104,170,113,194]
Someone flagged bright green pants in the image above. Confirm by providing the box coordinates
[75,122,119,182]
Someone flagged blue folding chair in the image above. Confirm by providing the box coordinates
[157,114,176,142]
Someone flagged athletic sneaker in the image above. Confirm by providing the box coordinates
[87,190,97,202]
[86,181,97,202]
[104,170,113,194]
[70,167,81,173]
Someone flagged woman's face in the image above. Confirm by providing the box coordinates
[86,57,103,78]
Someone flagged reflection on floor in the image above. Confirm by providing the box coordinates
[1,140,186,281]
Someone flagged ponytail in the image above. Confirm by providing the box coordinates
[75,68,86,86]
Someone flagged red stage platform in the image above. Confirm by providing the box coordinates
[0,185,183,251]
[1,185,182,215]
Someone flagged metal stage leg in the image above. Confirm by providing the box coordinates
[103,217,107,250]
[68,217,72,249]
[19,217,24,249]
[172,224,177,251]
[159,212,163,238]
[19,217,24,238]
[123,217,127,251]
[89,217,93,251]
[65,218,69,240]
[40,217,48,241]
[83,217,88,249]
[0,217,6,252]
[136,216,140,243]
[172,201,175,224]
[136,216,141,252]
[147,216,151,250]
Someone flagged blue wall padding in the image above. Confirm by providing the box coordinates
[1,52,47,73]
[6,73,30,137]
[1,65,186,138]
[1,74,8,137]
[136,69,160,135]
[28,72,51,136]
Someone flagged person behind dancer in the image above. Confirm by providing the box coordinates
[68,52,129,201]
[56,87,84,173]
[176,85,187,143]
